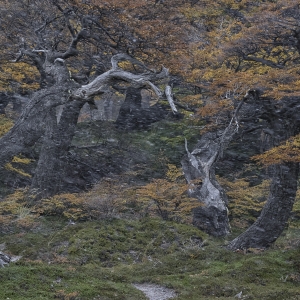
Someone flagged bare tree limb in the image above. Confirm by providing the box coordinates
[165,85,178,114]
[73,54,171,106]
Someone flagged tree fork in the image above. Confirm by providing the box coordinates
[181,96,247,236]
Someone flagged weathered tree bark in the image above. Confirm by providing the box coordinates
[181,98,246,237]
[227,162,299,250]
[227,95,300,250]
[182,132,232,236]
[0,86,68,165]
[31,99,85,198]
[0,54,75,189]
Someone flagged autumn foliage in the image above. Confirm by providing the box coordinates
[219,177,270,228]
[136,164,199,222]
[0,0,300,236]
[0,115,13,137]
[253,135,300,166]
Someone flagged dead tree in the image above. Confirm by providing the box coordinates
[182,98,246,236]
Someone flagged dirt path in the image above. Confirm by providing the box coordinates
[132,283,176,300]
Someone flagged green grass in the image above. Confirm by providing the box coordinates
[0,217,300,299]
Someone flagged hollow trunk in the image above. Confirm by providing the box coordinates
[227,162,299,250]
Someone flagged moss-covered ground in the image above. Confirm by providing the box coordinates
[0,216,299,300]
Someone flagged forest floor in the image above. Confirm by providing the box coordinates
[0,215,300,299]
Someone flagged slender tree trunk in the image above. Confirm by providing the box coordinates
[31,99,85,198]
[227,162,299,250]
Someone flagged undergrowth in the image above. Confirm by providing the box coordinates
[0,115,300,299]
[0,168,300,299]
[0,215,299,300]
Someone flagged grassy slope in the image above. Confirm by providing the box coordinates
[0,217,299,300]
[1,117,299,299]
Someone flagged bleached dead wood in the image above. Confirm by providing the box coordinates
[165,85,177,114]
[73,54,171,104]
[182,98,246,236]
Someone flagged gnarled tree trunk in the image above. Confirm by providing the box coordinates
[181,97,247,237]
[31,99,85,198]
[227,162,299,250]
[227,95,300,250]
[182,132,231,236]
[0,53,176,198]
